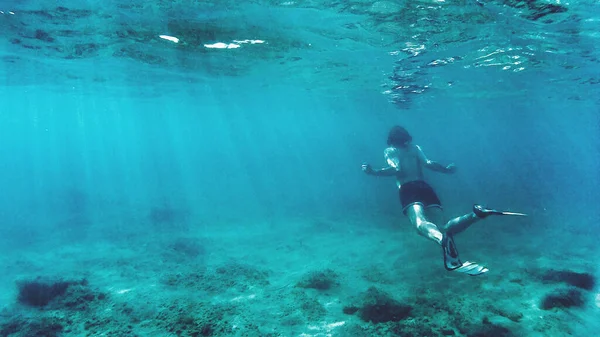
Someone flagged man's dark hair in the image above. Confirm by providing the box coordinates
[387,126,412,147]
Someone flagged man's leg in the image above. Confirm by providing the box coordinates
[442,205,506,235]
[406,203,443,245]
[442,212,480,236]
[406,204,488,275]
[406,204,465,270]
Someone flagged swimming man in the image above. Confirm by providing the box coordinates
[362,126,526,276]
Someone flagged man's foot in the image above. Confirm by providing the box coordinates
[442,233,489,276]
[441,233,462,270]
[473,204,504,218]
[473,204,528,218]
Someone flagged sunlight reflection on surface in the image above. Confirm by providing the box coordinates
[159,35,179,43]
[204,40,265,49]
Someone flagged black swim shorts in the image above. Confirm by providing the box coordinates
[399,180,442,215]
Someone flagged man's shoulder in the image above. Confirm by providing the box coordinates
[399,144,420,157]
[409,144,424,159]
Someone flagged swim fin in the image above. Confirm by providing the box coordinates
[442,233,489,276]
[454,261,489,276]
[473,204,528,218]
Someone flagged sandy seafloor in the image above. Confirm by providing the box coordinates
[0,207,598,337]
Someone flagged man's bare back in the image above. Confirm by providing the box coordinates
[385,144,425,186]
[383,144,456,189]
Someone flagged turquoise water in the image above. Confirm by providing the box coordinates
[1,1,599,336]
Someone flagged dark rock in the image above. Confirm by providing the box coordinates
[296,269,338,290]
[17,279,71,307]
[540,269,595,290]
[16,278,105,311]
[540,288,585,310]
[357,287,412,323]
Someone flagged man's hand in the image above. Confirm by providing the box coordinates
[445,163,457,173]
[362,163,374,175]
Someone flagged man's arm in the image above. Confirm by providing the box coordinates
[362,163,398,177]
[416,145,456,174]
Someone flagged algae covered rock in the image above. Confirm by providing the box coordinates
[16,277,106,310]
[540,287,585,310]
[296,269,339,290]
[343,286,412,323]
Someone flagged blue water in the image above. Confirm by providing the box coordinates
[1,1,599,336]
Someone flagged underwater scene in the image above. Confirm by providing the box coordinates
[0,0,599,336]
